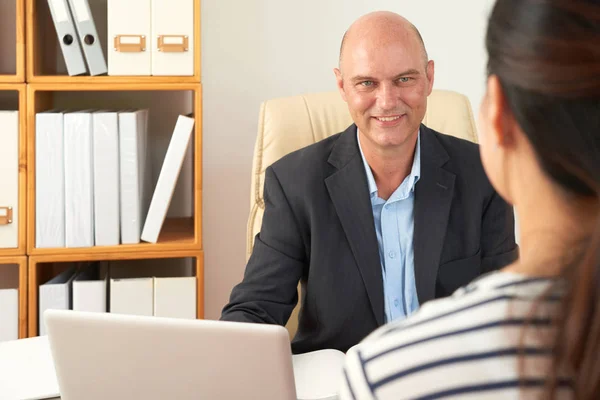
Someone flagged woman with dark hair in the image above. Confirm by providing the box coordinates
[340,0,599,398]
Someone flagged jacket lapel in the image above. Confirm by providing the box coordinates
[325,125,385,326]
[413,125,456,304]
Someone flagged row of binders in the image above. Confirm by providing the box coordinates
[36,110,195,248]
[0,111,19,250]
[38,262,197,336]
[48,0,194,76]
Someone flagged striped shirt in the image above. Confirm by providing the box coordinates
[340,271,573,399]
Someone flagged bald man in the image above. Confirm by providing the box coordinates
[221,12,518,354]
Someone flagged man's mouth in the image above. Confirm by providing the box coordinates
[374,115,402,122]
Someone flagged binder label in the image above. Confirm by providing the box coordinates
[50,0,69,22]
[72,0,91,22]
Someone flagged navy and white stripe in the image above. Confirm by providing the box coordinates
[340,271,572,399]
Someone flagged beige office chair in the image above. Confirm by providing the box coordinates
[246,89,478,338]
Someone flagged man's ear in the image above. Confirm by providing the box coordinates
[487,75,516,149]
[425,60,435,95]
[333,68,347,102]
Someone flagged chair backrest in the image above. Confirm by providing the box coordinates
[246,89,478,337]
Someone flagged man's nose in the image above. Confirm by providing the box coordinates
[376,83,400,111]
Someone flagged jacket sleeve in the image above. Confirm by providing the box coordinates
[480,190,519,272]
[220,165,306,325]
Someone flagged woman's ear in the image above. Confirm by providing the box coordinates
[486,75,517,149]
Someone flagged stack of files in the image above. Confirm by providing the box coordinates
[109,260,196,318]
[0,111,19,250]
[38,266,77,336]
[73,262,108,313]
[47,0,107,76]
[35,109,153,248]
[292,349,347,400]
[37,262,108,336]
[0,336,60,400]
[0,267,19,343]
[108,0,194,76]
[153,276,197,318]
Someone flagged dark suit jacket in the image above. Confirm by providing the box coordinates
[221,124,518,354]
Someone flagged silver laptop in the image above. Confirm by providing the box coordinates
[44,309,297,400]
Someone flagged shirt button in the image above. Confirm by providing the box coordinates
[394,299,400,307]
[385,204,391,209]
[388,251,396,259]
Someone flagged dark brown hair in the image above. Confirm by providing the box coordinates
[486,0,600,398]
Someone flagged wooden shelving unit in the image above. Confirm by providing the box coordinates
[26,0,201,82]
[0,0,204,339]
[28,250,204,336]
[26,82,203,256]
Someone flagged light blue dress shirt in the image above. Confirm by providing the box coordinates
[357,130,421,323]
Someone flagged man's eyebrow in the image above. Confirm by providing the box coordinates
[350,75,375,83]
[350,69,421,83]
[394,69,421,78]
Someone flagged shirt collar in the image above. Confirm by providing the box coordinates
[357,128,421,199]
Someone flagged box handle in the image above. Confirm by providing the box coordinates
[0,206,13,225]
[157,35,189,52]
[114,35,146,52]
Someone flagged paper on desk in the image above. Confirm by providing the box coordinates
[292,349,346,400]
[0,336,60,400]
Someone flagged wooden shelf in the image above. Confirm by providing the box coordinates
[26,83,203,254]
[29,217,198,256]
[27,75,201,84]
[0,256,28,339]
[0,75,24,84]
[26,0,201,82]
[28,249,204,337]
[27,81,202,91]
[0,83,27,257]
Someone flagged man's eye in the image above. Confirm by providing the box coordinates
[398,77,411,83]
[360,81,374,87]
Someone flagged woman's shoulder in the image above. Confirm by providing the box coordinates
[340,272,560,400]
[351,271,557,355]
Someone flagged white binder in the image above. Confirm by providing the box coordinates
[93,111,120,246]
[119,109,151,244]
[151,0,194,76]
[153,276,196,319]
[73,262,108,313]
[64,111,94,248]
[46,0,87,76]
[38,267,77,336]
[0,266,19,342]
[67,0,108,76]
[107,0,151,75]
[35,111,66,248]
[141,115,194,243]
[0,111,18,249]
[109,277,154,316]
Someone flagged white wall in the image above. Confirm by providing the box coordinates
[202,0,497,319]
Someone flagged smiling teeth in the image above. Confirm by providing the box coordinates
[377,116,400,122]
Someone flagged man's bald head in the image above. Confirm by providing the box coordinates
[338,11,428,71]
